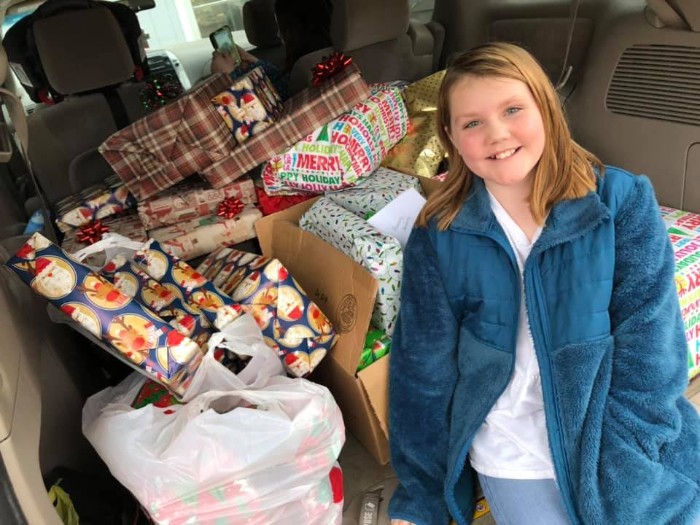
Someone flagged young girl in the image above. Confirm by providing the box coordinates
[388,43,700,525]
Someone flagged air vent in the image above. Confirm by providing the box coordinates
[607,44,700,126]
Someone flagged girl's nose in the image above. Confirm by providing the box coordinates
[487,120,510,143]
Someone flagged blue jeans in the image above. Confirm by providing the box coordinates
[477,473,571,525]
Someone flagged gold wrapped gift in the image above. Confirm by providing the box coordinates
[382,70,447,178]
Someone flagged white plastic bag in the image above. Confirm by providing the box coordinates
[182,314,285,398]
[69,232,147,270]
[82,370,345,524]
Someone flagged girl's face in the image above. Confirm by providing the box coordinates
[447,75,546,194]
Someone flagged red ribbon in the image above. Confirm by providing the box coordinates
[311,52,353,86]
[76,220,110,245]
[217,197,244,219]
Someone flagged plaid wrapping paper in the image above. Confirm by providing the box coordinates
[202,62,370,189]
[98,73,238,202]
[137,175,257,230]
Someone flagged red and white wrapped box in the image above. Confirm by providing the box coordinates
[148,205,263,261]
[137,176,257,230]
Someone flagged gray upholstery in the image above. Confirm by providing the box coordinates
[27,8,149,205]
[288,0,443,94]
[28,82,150,204]
[34,7,134,95]
[243,0,286,71]
[330,0,409,50]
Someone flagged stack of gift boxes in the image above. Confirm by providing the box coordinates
[10,56,505,520]
[41,59,452,468]
[12,58,700,523]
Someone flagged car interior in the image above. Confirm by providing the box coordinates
[0,0,698,524]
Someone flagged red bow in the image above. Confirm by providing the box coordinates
[311,52,353,86]
[76,220,110,245]
[217,197,244,219]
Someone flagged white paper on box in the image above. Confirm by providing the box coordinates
[367,188,427,248]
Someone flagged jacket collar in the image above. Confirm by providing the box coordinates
[449,175,611,251]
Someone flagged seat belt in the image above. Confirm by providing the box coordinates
[555,0,582,91]
[0,86,60,242]
[103,87,130,130]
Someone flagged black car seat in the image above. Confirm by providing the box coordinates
[242,0,286,71]
[288,0,445,94]
[3,0,148,105]
[4,0,153,206]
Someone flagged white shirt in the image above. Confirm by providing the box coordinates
[468,191,555,479]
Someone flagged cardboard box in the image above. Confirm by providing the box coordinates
[255,176,441,464]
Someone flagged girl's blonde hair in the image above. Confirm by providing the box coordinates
[417,42,603,230]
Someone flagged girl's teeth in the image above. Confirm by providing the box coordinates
[494,148,517,160]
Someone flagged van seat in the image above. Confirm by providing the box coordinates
[17,2,152,205]
[288,0,444,94]
[243,0,286,71]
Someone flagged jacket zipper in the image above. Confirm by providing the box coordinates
[526,263,579,525]
[446,230,520,525]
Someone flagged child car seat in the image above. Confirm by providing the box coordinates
[3,0,148,105]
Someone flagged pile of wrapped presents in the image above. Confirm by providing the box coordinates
[5,56,699,524]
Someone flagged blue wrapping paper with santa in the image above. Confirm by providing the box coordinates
[196,247,338,377]
[211,66,283,145]
[5,233,203,396]
[101,255,213,350]
[131,240,243,332]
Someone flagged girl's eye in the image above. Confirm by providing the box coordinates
[464,120,480,129]
[505,106,522,116]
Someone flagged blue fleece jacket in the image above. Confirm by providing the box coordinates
[388,166,700,525]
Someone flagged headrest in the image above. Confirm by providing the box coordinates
[330,0,409,51]
[243,0,282,48]
[0,46,8,86]
[33,7,134,95]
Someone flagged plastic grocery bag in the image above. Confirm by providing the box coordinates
[183,314,285,396]
[82,324,344,524]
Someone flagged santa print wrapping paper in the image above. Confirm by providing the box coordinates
[55,176,137,233]
[5,233,203,396]
[147,205,262,261]
[299,197,402,335]
[137,176,257,230]
[202,62,370,190]
[196,247,338,377]
[660,205,700,379]
[101,255,212,350]
[262,87,408,196]
[211,66,283,144]
[132,241,243,332]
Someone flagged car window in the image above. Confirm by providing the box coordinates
[3,0,253,50]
